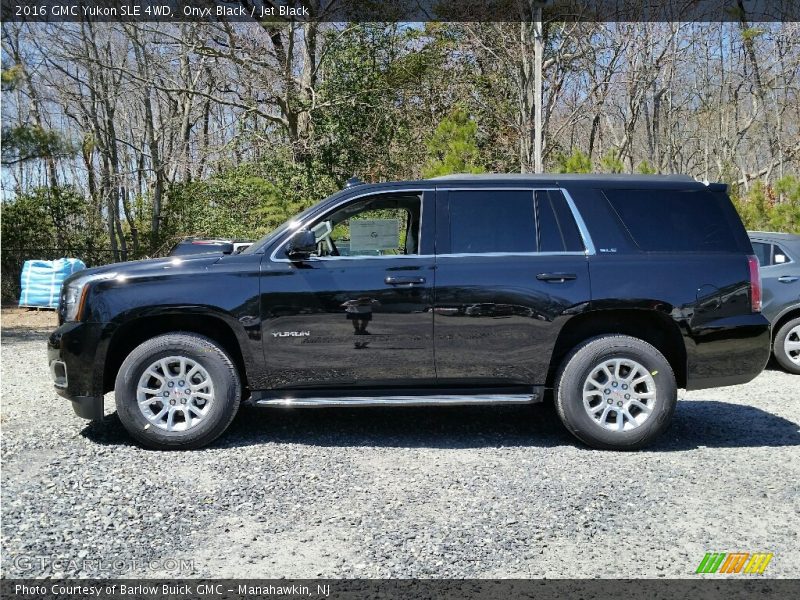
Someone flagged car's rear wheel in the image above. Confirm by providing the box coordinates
[555,335,677,450]
[773,317,800,375]
[115,333,241,449]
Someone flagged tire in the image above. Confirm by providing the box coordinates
[115,333,241,450]
[555,335,677,450]
[773,317,800,375]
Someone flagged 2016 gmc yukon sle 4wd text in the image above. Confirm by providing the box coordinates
[48,174,771,450]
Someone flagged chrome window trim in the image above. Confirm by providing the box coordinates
[287,253,434,262]
[559,188,597,256]
[436,251,587,258]
[268,185,597,263]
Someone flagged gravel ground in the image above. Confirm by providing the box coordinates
[2,319,799,579]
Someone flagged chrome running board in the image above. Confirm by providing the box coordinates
[255,393,539,408]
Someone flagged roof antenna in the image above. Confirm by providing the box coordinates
[345,176,363,188]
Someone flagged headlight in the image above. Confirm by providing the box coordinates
[61,272,117,322]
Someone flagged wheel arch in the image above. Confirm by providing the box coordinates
[771,305,800,346]
[103,311,249,394]
[547,308,687,388]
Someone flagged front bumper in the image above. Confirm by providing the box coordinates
[48,321,113,420]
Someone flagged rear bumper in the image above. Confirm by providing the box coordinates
[685,313,771,390]
[48,321,113,420]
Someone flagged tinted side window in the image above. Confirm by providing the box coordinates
[773,244,793,265]
[449,190,536,253]
[308,195,422,257]
[752,242,772,266]
[604,189,742,252]
[535,190,584,252]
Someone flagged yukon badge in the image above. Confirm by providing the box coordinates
[272,331,310,338]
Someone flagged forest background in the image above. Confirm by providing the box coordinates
[2,16,798,301]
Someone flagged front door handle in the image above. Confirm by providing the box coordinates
[385,276,426,286]
[778,275,799,283]
[536,272,577,282]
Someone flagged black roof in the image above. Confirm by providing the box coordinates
[422,172,712,190]
[336,173,716,197]
[428,173,696,183]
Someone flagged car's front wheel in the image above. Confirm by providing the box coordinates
[555,335,677,450]
[773,317,800,375]
[115,333,241,449]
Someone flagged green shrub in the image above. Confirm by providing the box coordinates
[731,176,800,234]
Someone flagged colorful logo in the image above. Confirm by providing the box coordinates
[696,552,773,574]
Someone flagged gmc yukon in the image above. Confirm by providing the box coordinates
[48,174,771,450]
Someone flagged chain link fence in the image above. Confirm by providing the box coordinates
[2,247,121,306]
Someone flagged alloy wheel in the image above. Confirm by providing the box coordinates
[784,325,800,366]
[136,356,215,432]
[582,358,657,432]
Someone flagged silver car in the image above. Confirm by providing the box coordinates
[749,231,800,374]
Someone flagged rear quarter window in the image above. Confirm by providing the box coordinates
[603,188,746,252]
[751,241,796,266]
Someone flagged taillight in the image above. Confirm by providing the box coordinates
[747,255,762,313]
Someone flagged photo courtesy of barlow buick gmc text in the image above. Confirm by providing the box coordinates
[1,1,799,599]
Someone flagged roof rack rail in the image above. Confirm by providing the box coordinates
[428,173,695,181]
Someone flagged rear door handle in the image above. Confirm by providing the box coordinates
[385,276,426,286]
[778,275,799,283]
[536,272,577,282]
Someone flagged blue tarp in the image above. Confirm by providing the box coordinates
[19,258,86,309]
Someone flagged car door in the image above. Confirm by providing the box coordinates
[433,187,592,386]
[259,189,436,390]
[751,239,800,322]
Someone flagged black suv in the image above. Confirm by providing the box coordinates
[49,174,770,450]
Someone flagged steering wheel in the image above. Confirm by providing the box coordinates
[328,238,340,256]
[313,220,339,256]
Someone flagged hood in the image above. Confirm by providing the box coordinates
[63,252,225,286]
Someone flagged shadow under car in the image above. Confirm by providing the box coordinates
[80,398,800,452]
